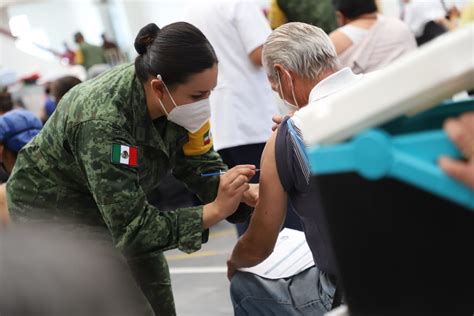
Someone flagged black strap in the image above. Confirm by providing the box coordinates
[332,283,343,309]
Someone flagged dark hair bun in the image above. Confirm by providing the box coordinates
[134,23,160,55]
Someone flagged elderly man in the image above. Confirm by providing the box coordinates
[228,21,474,316]
[227,22,363,315]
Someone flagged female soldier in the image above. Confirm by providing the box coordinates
[7,22,257,315]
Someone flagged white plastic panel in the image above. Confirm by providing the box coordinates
[295,24,474,146]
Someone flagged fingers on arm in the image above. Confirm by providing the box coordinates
[439,156,474,188]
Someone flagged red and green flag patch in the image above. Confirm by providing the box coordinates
[111,144,138,167]
[203,130,211,145]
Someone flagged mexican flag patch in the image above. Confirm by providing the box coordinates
[203,130,211,145]
[111,144,138,167]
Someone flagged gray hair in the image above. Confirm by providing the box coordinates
[262,22,339,81]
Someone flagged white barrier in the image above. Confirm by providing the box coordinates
[294,24,474,146]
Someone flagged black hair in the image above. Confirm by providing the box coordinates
[0,90,13,114]
[52,76,82,103]
[333,0,377,19]
[74,32,83,39]
[134,22,218,86]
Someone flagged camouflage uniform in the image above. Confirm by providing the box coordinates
[7,64,226,316]
[275,0,338,34]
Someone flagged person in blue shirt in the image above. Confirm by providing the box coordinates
[43,76,82,122]
[0,109,42,226]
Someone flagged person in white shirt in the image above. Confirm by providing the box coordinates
[185,0,288,235]
[402,0,462,45]
[330,0,417,74]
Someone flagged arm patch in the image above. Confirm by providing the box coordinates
[183,121,213,156]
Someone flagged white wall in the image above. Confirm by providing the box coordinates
[378,0,402,17]
[4,0,271,56]
[2,0,272,72]
[7,1,114,52]
[0,33,81,79]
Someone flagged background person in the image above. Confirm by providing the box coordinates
[268,0,338,33]
[74,31,107,71]
[0,110,42,227]
[330,0,417,74]
[184,0,287,235]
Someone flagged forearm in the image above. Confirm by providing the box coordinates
[103,199,208,257]
[230,233,273,269]
[202,202,221,229]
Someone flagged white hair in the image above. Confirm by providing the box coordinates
[262,22,339,81]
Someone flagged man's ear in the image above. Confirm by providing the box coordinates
[335,11,346,26]
[150,78,165,100]
[273,64,284,77]
[0,144,4,158]
[274,64,294,85]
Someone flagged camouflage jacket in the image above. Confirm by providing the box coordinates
[276,0,338,34]
[7,64,226,258]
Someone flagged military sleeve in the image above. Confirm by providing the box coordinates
[173,122,255,224]
[172,147,225,204]
[69,120,206,256]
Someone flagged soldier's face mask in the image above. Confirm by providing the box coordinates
[275,68,299,112]
[157,75,211,133]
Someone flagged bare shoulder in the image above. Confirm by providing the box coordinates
[329,30,353,55]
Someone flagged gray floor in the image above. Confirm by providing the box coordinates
[165,221,238,316]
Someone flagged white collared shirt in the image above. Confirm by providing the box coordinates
[308,67,364,103]
[291,67,364,135]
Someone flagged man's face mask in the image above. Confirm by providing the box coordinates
[275,68,299,112]
[157,75,211,133]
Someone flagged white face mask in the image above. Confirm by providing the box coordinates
[276,69,299,112]
[157,75,211,133]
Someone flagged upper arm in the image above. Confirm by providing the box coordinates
[329,30,353,55]
[239,130,288,258]
[71,121,187,255]
[72,121,143,208]
[248,46,263,66]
